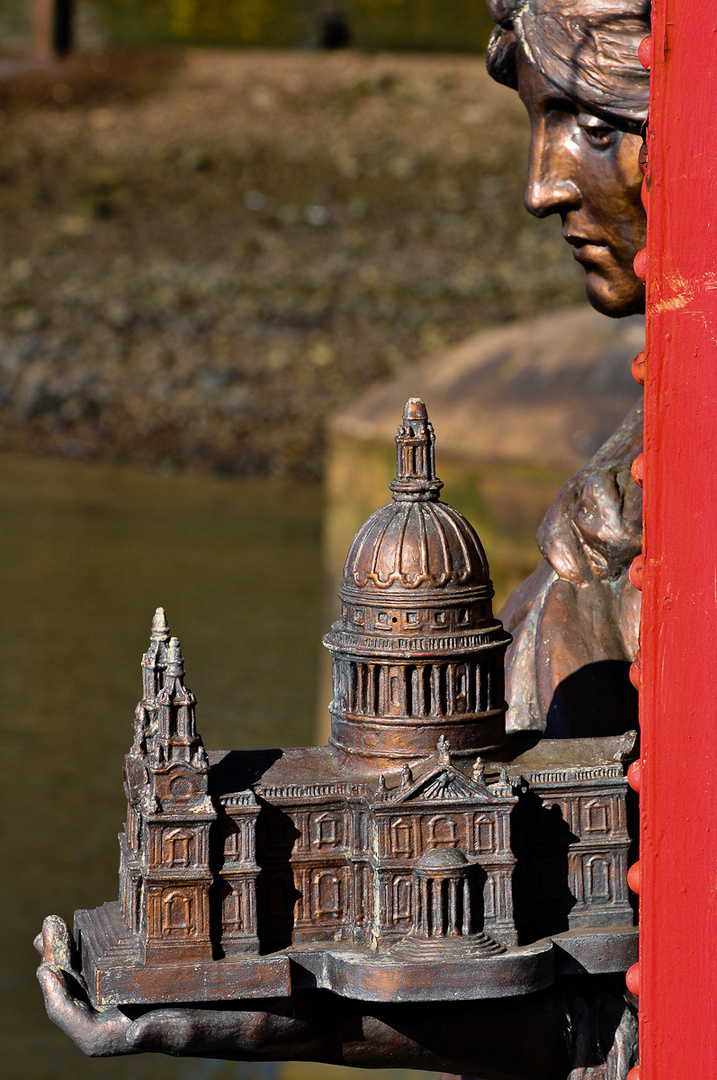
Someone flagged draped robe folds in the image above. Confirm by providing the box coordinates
[501,401,643,739]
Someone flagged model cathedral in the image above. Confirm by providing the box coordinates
[75,400,638,1006]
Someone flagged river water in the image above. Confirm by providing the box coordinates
[1,453,433,1080]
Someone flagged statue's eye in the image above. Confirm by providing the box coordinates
[577,115,618,148]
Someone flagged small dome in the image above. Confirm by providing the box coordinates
[416,847,470,870]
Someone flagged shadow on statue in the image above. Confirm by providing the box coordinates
[513,792,577,942]
[545,661,639,740]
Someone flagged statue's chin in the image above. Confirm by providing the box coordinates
[585,273,646,320]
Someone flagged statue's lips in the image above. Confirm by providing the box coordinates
[563,234,610,264]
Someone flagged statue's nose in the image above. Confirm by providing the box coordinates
[524,132,581,218]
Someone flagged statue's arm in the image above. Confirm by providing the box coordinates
[40,916,629,1078]
[35,916,329,1061]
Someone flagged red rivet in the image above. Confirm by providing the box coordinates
[627,1067,641,1080]
[629,658,641,690]
[629,554,644,591]
[641,174,649,212]
[638,35,652,70]
[627,860,641,894]
[633,247,648,282]
[632,351,646,385]
[631,452,644,487]
[626,962,641,996]
[628,759,642,792]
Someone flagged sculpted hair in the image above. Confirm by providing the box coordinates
[485,0,650,133]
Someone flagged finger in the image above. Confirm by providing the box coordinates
[37,965,90,1024]
[36,915,74,971]
[37,964,133,1056]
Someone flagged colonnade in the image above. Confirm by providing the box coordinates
[414,874,473,938]
[334,656,504,719]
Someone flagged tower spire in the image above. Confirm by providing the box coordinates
[141,606,171,702]
[156,636,198,749]
[132,607,172,758]
[389,398,444,502]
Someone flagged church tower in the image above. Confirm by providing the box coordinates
[120,616,216,962]
[324,399,512,768]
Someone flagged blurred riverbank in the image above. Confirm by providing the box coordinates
[0,47,583,479]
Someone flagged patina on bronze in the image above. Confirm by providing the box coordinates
[38,402,638,1077]
[65,401,634,1010]
[36,0,649,1075]
[487,0,648,741]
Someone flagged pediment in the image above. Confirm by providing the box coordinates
[393,763,490,803]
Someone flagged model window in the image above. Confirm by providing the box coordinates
[585,855,612,901]
[392,876,413,921]
[164,828,192,868]
[428,815,458,846]
[390,818,412,854]
[585,801,610,833]
[315,871,341,915]
[316,814,339,846]
[474,817,495,852]
[163,892,192,933]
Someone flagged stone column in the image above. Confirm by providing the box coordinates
[448,879,458,935]
[462,877,471,935]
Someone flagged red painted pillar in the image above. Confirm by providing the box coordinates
[636,1,717,1074]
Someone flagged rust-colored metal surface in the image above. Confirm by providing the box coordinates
[61,401,637,1012]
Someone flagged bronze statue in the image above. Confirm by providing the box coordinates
[490,0,648,739]
[36,1,650,1076]
[36,402,639,1078]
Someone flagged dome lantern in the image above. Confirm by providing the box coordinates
[389,397,444,502]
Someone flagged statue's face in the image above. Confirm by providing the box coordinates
[517,53,647,318]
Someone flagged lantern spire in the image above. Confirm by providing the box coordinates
[389,398,444,502]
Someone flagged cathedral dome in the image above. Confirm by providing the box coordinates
[342,498,490,598]
[324,399,511,768]
[337,398,495,632]
[342,399,490,603]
